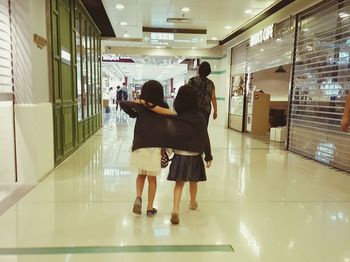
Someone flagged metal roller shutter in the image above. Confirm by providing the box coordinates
[246,18,295,73]
[231,42,248,75]
[0,0,12,94]
[289,0,350,172]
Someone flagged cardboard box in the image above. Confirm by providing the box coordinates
[270,127,286,143]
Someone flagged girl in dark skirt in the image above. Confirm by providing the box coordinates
[167,85,212,225]
[122,84,213,224]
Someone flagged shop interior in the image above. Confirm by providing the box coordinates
[229,63,292,142]
[249,64,291,141]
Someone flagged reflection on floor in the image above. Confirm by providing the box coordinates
[0,109,350,262]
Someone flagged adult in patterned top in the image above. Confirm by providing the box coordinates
[188,61,218,125]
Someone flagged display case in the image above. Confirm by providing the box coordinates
[229,75,245,132]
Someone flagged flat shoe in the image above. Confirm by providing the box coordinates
[146,208,157,217]
[190,201,198,210]
[132,197,142,215]
[170,213,180,224]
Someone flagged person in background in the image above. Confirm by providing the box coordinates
[109,87,115,105]
[121,83,128,101]
[340,93,350,132]
[115,85,122,111]
[188,61,218,125]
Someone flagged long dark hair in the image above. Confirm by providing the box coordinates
[174,85,198,114]
[139,80,167,108]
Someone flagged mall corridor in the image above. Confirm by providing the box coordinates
[2,0,350,261]
[0,111,349,261]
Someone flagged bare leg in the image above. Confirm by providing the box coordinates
[173,180,185,214]
[136,174,147,198]
[170,180,185,224]
[133,173,146,215]
[189,182,198,209]
[147,175,157,210]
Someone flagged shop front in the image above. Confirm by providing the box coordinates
[229,17,295,142]
[288,0,350,172]
[229,0,350,173]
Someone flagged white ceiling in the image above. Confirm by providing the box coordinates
[101,0,278,49]
[102,56,188,82]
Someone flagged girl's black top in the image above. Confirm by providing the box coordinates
[120,101,213,161]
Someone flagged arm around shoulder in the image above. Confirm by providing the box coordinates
[119,101,140,118]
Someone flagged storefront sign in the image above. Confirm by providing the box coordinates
[33,34,47,49]
[249,24,274,47]
[61,48,71,65]
[102,54,135,63]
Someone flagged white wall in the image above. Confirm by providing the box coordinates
[252,65,291,101]
[11,0,54,183]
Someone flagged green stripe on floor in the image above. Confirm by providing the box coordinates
[0,245,234,255]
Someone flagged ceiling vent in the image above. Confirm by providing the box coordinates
[166,17,192,23]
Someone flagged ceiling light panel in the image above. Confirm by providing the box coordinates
[103,0,143,39]
[103,0,286,47]
[115,3,125,9]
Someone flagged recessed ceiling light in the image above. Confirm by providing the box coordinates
[120,21,128,26]
[224,25,232,30]
[123,33,129,38]
[115,4,125,10]
[303,28,309,32]
[211,37,218,40]
[181,7,190,12]
[260,48,264,52]
[276,38,282,42]
[244,9,253,14]
[192,47,197,49]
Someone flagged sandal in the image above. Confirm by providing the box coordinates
[146,208,157,217]
[190,201,198,210]
[170,212,180,224]
[132,197,142,215]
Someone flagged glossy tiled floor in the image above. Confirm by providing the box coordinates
[1,109,350,261]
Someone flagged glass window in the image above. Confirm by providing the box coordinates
[93,32,98,114]
[88,26,92,116]
[97,37,101,113]
[75,11,83,121]
[82,19,88,119]
[91,31,95,116]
